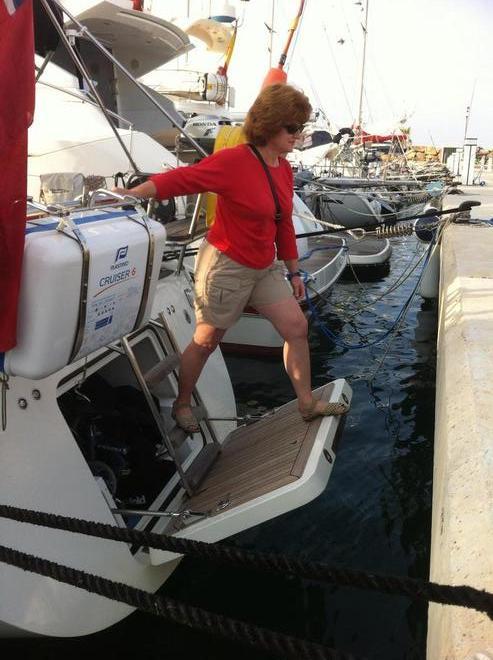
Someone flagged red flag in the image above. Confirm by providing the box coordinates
[0,0,35,352]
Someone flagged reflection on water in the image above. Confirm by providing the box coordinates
[7,237,436,659]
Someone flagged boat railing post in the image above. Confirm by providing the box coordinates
[176,193,205,274]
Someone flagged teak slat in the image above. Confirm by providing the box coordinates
[179,384,335,517]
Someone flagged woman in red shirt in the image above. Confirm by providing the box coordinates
[114,84,348,431]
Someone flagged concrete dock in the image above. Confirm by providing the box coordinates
[427,175,493,658]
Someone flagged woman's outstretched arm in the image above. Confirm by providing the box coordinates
[113,148,236,201]
[112,179,157,199]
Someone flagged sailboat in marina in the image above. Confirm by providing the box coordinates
[29,0,348,353]
[0,0,352,637]
[289,0,444,265]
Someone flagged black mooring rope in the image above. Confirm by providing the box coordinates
[0,543,359,660]
[0,504,492,620]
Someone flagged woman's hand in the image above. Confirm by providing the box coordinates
[291,275,305,301]
[111,180,157,200]
[111,187,129,197]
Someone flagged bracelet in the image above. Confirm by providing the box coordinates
[286,271,301,281]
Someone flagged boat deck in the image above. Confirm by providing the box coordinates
[299,236,344,273]
[176,383,335,520]
[341,232,389,256]
[164,214,207,242]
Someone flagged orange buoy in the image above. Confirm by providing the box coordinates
[261,67,288,89]
[260,0,306,89]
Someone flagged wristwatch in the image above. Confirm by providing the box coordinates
[286,271,301,281]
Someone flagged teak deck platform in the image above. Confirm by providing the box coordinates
[180,383,335,517]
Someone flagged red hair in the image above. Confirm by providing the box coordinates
[243,84,311,146]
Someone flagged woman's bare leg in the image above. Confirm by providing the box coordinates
[255,298,315,410]
[175,323,226,406]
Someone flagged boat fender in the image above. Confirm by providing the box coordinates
[414,207,440,243]
[419,242,440,298]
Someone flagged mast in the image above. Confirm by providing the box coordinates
[356,0,369,135]
[261,0,306,88]
[463,78,477,143]
[269,0,275,69]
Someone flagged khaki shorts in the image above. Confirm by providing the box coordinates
[193,241,293,329]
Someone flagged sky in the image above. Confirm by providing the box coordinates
[153,0,493,147]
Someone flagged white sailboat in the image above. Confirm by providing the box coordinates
[0,0,352,637]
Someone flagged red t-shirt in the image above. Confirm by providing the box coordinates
[149,144,298,269]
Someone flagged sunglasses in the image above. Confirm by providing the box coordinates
[284,123,306,135]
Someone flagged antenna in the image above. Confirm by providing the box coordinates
[463,78,477,143]
[356,0,369,137]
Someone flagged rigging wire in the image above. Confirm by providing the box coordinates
[299,56,325,120]
[303,236,433,350]
[284,0,308,73]
[337,0,374,125]
[321,23,354,121]
[367,50,396,119]
[305,236,426,320]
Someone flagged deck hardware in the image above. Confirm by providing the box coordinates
[32,390,41,400]
[18,398,28,410]
[148,319,165,330]
[110,507,211,520]
[216,499,231,512]
[342,393,349,405]
[1,373,9,431]
[107,344,126,355]
[206,414,264,425]
[184,310,191,324]
[121,319,221,496]
[121,334,194,494]
[323,449,333,464]
[176,193,205,274]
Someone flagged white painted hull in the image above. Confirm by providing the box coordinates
[346,237,392,266]
[0,273,234,638]
[308,190,381,229]
[0,268,351,637]
[28,81,184,210]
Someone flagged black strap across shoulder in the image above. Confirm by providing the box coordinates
[248,143,282,223]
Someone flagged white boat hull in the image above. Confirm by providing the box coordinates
[0,268,351,638]
[343,233,392,266]
[0,273,234,638]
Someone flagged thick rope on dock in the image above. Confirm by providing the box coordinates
[0,504,492,620]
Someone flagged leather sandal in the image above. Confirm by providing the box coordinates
[171,402,200,434]
[300,398,349,422]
